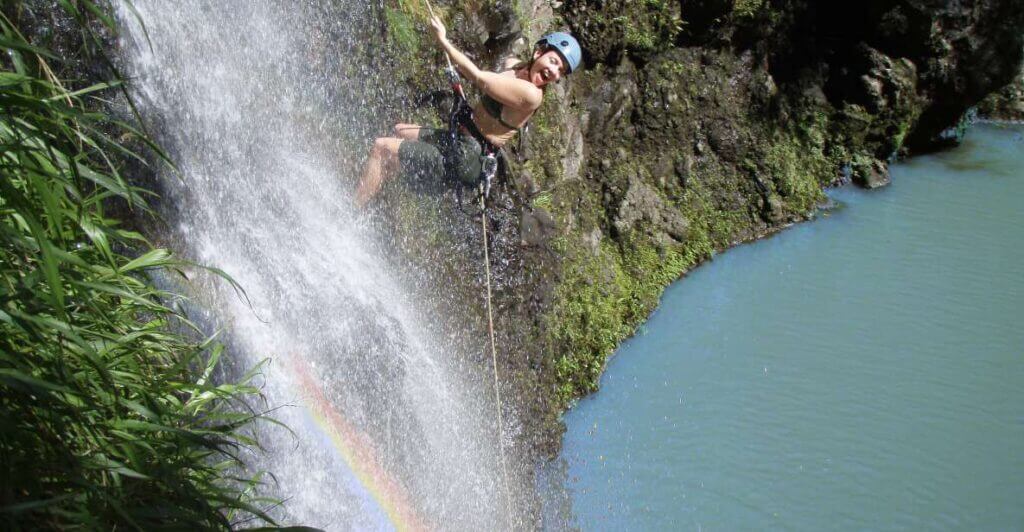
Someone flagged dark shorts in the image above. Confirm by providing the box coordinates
[397,128,483,191]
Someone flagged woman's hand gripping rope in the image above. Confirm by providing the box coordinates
[424,1,463,95]
[427,11,447,43]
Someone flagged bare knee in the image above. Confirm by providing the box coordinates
[357,138,403,207]
[370,137,395,155]
[369,137,402,170]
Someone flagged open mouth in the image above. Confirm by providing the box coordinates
[541,70,552,82]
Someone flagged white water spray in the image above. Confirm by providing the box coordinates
[116,2,511,528]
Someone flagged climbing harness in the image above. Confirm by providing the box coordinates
[441,63,502,208]
[424,0,513,523]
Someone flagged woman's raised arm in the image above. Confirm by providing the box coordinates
[429,15,541,112]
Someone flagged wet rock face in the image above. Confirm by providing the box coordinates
[854,159,892,189]
[520,208,557,247]
[613,178,689,242]
[979,60,1024,120]
[764,0,1024,150]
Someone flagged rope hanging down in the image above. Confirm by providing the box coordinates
[422,0,514,523]
[480,194,513,525]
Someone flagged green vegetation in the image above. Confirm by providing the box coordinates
[615,0,684,54]
[541,166,770,407]
[0,2,282,528]
[383,0,445,105]
[546,232,701,406]
[732,0,765,19]
[531,191,552,210]
[385,6,420,55]
[762,133,829,213]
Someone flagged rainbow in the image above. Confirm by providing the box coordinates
[288,354,429,531]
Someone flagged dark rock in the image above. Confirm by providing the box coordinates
[520,208,557,247]
[853,159,891,189]
[613,179,689,242]
[515,169,540,198]
[802,82,828,107]
[483,1,521,47]
[978,59,1024,121]
[681,0,734,33]
[766,194,785,223]
[706,119,745,161]
[751,0,1024,153]
[581,226,603,255]
[584,59,638,135]
[653,155,674,189]
[674,155,693,189]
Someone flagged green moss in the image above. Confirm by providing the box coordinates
[532,191,553,210]
[577,0,684,56]
[381,0,453,93]
[545,227,704,407]
[681,185,744,250]
[657,57,700,79]
[891,120,911,153]
[763,135,827,213]
[732,0,765,18]
[523,91,568,188]
[797,110,830,152]
[849,151,876,179]
[546,239,630,404]
[622,236,693,300]
[538,115,841,409]
[385,6,420,55]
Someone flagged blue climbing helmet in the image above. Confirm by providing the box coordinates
[536,32,582,74]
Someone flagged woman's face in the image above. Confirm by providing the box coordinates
[530,49,567,87]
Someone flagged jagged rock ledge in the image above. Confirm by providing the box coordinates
[979,61,1024,120]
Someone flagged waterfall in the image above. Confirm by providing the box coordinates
[116,1,511,528]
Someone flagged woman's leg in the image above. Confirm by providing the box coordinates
[355,137,403,208]
[393,123,423,140]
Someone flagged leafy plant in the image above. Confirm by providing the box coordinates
[0,1,286,528]
[732,0,765,19]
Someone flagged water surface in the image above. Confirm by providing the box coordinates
[558,124,1024,530]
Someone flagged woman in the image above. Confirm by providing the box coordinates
[354,15,582,207]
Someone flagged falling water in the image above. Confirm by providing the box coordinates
[116,2,509,528]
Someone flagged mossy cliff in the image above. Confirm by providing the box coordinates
[979,58,1024,120]
[372,0,1023,462]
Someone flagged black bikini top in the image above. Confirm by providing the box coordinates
[480,93,522,131]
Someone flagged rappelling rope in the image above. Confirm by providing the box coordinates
[480,193,514,526]
[422,0,514,524]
